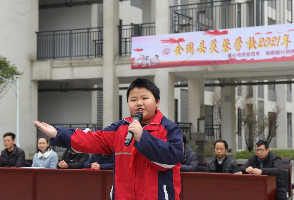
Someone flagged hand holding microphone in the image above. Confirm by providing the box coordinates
[125,112,143,146]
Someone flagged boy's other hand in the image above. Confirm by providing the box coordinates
[128,121,143,142]
[34,121,57,138]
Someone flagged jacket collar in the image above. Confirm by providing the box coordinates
[5,144,17,156]
[38,149,52,158]
[124,109,163,127]
[213,155,227,163]
[255,151,270,164]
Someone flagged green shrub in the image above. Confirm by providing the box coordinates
[237,149,294,159]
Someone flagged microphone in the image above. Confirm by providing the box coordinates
[125,112,143,146]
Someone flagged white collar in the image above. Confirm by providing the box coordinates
[38,149,52,158]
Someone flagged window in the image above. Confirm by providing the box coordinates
[248,85,253,98]
[174,99,178,123]
[119,95,122,120]
[258,81,264,99]
[287,0,292,11]
[268,0,276,9]
[268,18,276,25]
[268,81,275,90]
[288,113,292,137]
[238,108,242,136]
[287,79,292,92]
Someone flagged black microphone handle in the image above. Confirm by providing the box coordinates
[124,112,143,146]
[125,132,134,146]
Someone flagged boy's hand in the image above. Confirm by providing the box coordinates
[34,121,57,138]
[128,121,143,142]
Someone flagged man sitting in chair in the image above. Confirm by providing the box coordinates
[239,140,288,200]
[180,135,198,172]
[206,140,239,173]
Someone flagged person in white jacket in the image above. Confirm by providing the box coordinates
[31,137,58,168]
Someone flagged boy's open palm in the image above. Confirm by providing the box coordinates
[34,121,57,138]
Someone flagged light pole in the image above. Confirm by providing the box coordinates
[0,75,19,146]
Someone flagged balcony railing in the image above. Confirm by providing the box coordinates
[119,23,155,56]
[170,0,292,33]
[37,27,103,60]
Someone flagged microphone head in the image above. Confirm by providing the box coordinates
[134,112,143,122]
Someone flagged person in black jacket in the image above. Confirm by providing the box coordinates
[239,140,288,200]
[0,132,25,167]
[206,140,239,173]
[83,154,114,170]
[180,135,198,171]
[57,149,89,169]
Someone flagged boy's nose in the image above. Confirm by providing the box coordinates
[137,99,143,105]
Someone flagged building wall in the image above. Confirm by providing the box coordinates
[0,0,38,157]
[119,1,142,25]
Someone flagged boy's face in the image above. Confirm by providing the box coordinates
[128,87,160,124]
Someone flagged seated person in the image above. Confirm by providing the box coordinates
[239,140,288,200]
[180,135,198,172]
[32,137,58,168]
[57,149,89,169]
[0,132,25,167]
[83,154,114,170]
[206,140,239,173]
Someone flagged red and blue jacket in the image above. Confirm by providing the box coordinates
[50,110,183,200]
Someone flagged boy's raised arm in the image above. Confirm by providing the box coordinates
[35,120,119,155]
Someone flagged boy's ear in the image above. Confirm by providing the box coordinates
[156,99,160,108]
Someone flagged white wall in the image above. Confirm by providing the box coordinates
[38,91,92,124]
[39,6,92,31]
[119,1,142,25]
[0,0,38,157]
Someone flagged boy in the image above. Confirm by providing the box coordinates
[34,78,183,200]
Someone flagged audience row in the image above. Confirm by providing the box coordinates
[180,135,288,200]
[0,132,288,200]
[0,132,114,170]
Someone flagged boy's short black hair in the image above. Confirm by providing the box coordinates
[3,132,15,140]
[213,140,228,149]
[256,140,269,149]
[183,135,187,146]
[127,78,160,102]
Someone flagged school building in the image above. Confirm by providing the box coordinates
[0,0,294,158]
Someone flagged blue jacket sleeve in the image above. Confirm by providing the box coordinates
[83,155,95,168]
[134,121,183,171]
[50,127,76,149]
[100,163,114,170]
[51,122,121,155]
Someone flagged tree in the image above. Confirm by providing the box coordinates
[265,106,281,145]
[0,56,23,99]
[240,103,259,152]
[211,90,221,125]
[211,86,281,152]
